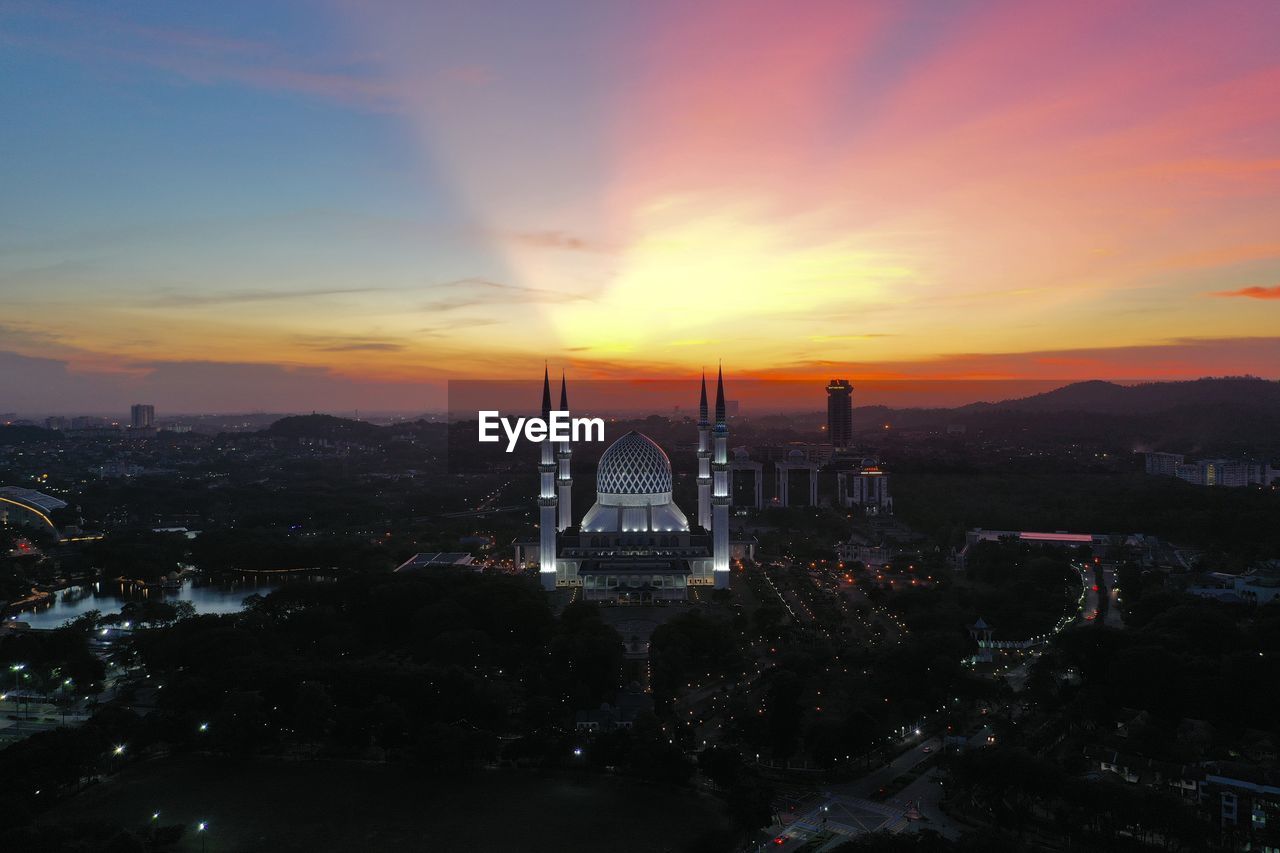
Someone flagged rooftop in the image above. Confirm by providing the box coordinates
[0,486,68,513]
[394,552,475,572]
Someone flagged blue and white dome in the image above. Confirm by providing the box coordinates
[581,430,688,533]
[596,431,672,496]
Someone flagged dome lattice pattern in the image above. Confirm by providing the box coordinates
[596,431,672,494]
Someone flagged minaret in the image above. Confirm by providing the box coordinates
[711,364,730,587]
[538,366,558,590]
[556,371,573,532]
[696,370,712,531]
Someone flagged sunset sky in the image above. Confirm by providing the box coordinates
[3,0,1279,413]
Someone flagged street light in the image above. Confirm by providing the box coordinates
[198,821,208,853]
[8,664,26,734]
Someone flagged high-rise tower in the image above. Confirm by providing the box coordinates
[696,371,712,531]
[130,403,155,430]
[711,365,730,586]
[538,366,558,590]
[826,379,853,449]
[556,372,573,531]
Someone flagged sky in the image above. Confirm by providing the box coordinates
[2,0,1279,414]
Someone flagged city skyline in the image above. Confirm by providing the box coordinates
[5,5,1280,851]
[4,0,1280,413]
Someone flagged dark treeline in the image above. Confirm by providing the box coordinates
[1034,601,1280,738]
[650,610,746,699]
[930,539,1080,639]
[0,573,720,831]
[71,529,397,582]
[0,614,106,695]
[129,573,624,759]
[943,747,1212,851]
[895,470,1280,565]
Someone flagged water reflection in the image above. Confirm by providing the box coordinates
[6,576,289,629]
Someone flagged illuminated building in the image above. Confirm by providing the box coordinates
[696,372,711,530]
[0,486,66,538]
[826,379,853,449]
[710,365,730,582]
[1146,452,1273,487]
[837,461,892,514]
[556,373,573,532]
[775,449,819,507]
[527,368,732,602]
[537,366,558,590]
[1143,451,1184,476]
[1175,459,1261,487]
[954,528,1156,570]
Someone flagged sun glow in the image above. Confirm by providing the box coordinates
[549,195,915,358]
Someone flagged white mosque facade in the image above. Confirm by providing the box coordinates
[523,367,733,603]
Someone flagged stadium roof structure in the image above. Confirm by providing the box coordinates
[0,486,67,536]
[394,552,475,572]
[0,487,68,513]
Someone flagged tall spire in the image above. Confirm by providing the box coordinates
[696,368,712,532]
[698,369,709,426]
[541,363,552,416]
[538,365,558,589]
[714,362,726,428]
[556,369,573,533]
[710,362,730,587]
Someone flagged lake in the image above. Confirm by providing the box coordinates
[5,577,283,629]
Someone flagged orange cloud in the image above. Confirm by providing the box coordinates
[1210,285,1280,300]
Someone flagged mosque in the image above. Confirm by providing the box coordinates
[520,367,733,603]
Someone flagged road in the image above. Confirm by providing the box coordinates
[1079,565,1123,629]
[764,737,964,850]
[1100,567,1124,629]
[830,736,940,800]
[0,697,92,744]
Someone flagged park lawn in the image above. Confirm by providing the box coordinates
[49,755,730,852]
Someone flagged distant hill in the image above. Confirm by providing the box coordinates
[846,377,1280,457]
[257,415,449,451]
[966,377,1280,416]
[263,414,385,441]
